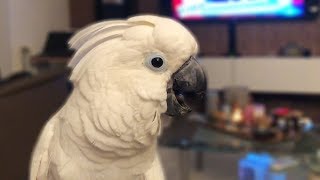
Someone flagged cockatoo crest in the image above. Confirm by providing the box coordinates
[68,15,198,83]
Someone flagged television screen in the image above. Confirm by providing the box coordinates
[171,0,316,21]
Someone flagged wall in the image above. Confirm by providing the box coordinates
[69,0,95,28]
[0,0,13,77]
[0,0,70,77]
[237,20,320,56]
[200,57,320,94]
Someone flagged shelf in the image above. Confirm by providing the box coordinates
[199,57,320,94]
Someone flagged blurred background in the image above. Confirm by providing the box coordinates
[2,0,320,179]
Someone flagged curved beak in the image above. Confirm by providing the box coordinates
[166,57,207,116]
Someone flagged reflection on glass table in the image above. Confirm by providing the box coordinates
[159,116,320,180]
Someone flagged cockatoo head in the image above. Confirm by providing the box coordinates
[68,15,206,117]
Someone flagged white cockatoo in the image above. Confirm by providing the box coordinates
[30,15,206,180]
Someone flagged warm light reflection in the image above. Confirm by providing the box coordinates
[232,108,243,123]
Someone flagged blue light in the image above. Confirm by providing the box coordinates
[239,153,275,180]
[238,153,292,180]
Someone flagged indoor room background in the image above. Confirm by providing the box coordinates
[1,0,320,180]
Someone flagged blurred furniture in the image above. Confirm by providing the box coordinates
[0,71,33,87]
[200,57,320,93]
[31,56,70,71]
[160,120,320,180]
[201,57,320,121]
[31,32,74,71]
[0,69,70,180]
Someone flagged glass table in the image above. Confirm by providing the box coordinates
[159,118,320,180]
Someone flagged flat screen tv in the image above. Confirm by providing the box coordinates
[162,0,319,22]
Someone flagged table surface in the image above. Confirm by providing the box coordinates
[160,118,320,154]
[159,118,320,179]
[159,117,320,172]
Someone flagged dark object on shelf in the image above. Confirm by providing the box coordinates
[252,129,276,141]
[278,42,311,57]
[32,32,74,70]
[95,0,138,20]
[41,32,74,57]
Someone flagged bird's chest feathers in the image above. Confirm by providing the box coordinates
[61,91,162,154]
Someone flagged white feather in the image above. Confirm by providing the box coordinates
[30,15,199,180]
[69,20,127,49]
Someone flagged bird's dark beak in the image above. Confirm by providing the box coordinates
[166,57,207,116]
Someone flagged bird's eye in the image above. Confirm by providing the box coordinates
[145,54,167,72]
[151,57,163,68]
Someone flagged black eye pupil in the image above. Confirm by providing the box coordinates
[151,57,163,68]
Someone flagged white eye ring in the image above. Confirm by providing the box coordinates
[144,54,168,72]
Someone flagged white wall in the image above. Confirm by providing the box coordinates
[0,0,13,77]
[200,57,320,94]
[0,0,70,77]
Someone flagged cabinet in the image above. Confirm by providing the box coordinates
[200,57,320,94]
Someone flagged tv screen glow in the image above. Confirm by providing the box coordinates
[172,0,306,20]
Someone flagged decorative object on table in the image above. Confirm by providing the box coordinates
[271,107,314,137]
[30,15,206,180]
[239,153,274,180]
[239,153,301,180]
[209,88,314,142]
[278,42,311,57]
[21,46,38,75]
